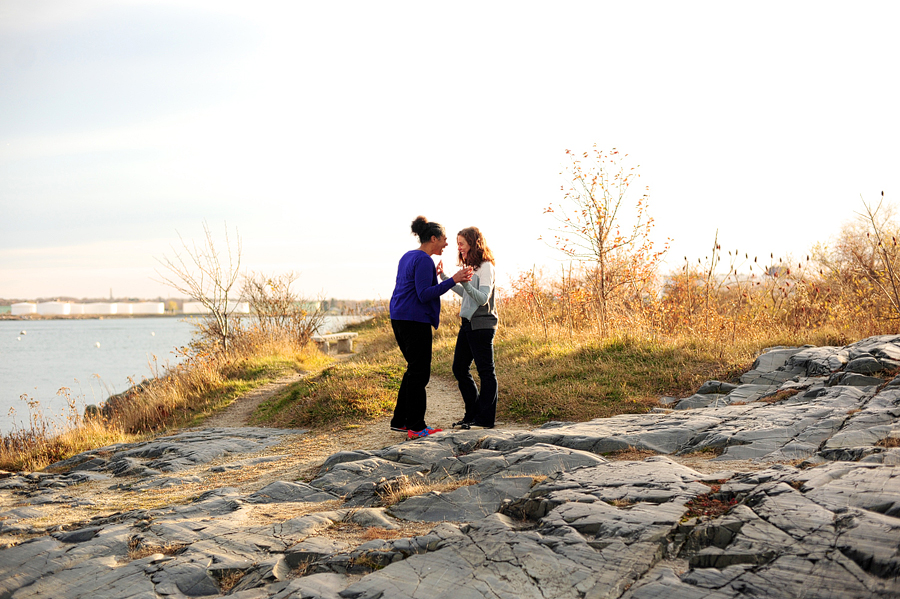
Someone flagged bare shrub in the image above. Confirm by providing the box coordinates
[241,271,327,348]
[156,222,243,354]
[813,194,900,330]
[545,146,668,337]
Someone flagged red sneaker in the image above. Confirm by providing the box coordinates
[407,426,443,439]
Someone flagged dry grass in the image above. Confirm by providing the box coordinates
[603,448,660,461]
[127,536,187,560]
[758,389,802,403]
[682,494,737,521]
[323,520,436,545]
[376,474,479,507]
[681,446,726,458]
[605,498,636,508]
[215,570,247,593]
[360,526,406,541]
[241,500,346,526]
[876,436,900,448]
[529,475,548,487]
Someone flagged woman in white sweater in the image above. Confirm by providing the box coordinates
[438,226,499,429]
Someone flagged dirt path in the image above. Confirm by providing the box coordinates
[203,372,309,428]
[203,367,527,436]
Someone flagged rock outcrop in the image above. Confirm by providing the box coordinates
[1,335,899,598]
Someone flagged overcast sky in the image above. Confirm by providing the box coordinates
[1,1,898,300]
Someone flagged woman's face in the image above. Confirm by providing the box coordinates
[431,235,448,255]
[457,235,470,259]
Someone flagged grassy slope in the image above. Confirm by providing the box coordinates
[253,312,833,427]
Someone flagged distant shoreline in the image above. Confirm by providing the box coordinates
[0,313,188,321]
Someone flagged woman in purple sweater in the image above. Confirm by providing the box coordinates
[389,216,472,439]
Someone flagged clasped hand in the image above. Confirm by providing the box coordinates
[437,261,473,283]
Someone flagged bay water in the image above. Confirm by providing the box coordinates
[0,315,368,434]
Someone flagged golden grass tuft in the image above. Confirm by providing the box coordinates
[758,388,801,403]
[376,474,479,507]
[126,536,187,560]
[603,447,660,461]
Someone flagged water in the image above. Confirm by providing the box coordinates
[0,315,370,434]
[0,318,193,433]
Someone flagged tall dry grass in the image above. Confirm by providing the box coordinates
[427,223,898,425]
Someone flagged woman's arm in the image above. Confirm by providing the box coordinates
[460,262,494,306]
[438,271,465,297]
[415,255,472,302]
[415,257,456,303]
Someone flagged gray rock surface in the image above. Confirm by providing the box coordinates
[1,336,899,597]
[51,428,301,475]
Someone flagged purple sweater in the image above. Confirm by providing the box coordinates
[389,250,456,328]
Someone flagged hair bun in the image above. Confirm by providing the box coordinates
[411,216,429,236]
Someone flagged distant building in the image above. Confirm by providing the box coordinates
[11,303,37,315]
[181,301,250,315]
[181,302,210,314]
[84,303,117,315]
[132,302,165,315]
[37,301,70,315]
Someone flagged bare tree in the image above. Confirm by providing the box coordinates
[857,193,900,318]
[242,271,327,346]
[812,193,900,323]
[156,223,242,354]
[545,146,668,336]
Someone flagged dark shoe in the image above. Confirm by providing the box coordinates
[390,425,408,432]
[469,422,495,429]
[452,419,473,429]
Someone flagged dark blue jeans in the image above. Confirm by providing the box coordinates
[452,319,497,427]
[391,319,432,431]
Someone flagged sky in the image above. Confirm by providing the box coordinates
[1,1,898,301]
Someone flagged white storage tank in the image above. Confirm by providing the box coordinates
[181,302,249,314]
[133,302,164,315]
[69,303,85,315]
[84,303,117,315]
[11,303,37,315]
[37,301,71,316]
[182,301,210,314]
[116,303,134,315]
[229,301,251,314]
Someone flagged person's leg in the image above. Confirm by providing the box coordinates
[400,321,432,432]
[469,327,497,427]
[390,320,413,430]
[451,320,478,423]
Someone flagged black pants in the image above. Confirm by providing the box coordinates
[452,318,497,427]
[390,319,432,431]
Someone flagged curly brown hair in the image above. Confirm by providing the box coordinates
[457,226,495,268]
